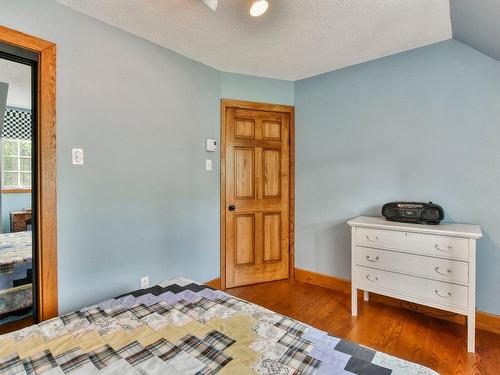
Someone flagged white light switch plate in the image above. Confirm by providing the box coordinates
[72,148,84,165]
[206,159,212,171]
[141,276,150,289]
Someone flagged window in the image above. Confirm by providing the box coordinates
[1,138,31,190]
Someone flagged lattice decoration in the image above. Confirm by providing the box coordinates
[2,107,32,140]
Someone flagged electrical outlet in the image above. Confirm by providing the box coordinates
[206,159,212,171]
[140,276,150,289]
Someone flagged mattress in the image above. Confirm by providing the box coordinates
[0,231,32,275]
[0,278,438,374]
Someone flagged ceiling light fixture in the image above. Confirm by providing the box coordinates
[249,0,269,17]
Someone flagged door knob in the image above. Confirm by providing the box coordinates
[228,205,236,211]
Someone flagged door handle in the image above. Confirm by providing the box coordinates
[228,205,236,211]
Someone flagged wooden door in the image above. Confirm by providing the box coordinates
[223,103,291,288]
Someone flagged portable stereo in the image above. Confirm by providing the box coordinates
[381,202,444,225]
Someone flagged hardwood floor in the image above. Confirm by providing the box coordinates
[227,279,500,375]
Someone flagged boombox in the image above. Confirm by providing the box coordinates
[381,202,444,225]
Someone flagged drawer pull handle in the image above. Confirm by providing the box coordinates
[434,266,452,276]
[366,274,379,282]
[435,289,452,298]
[434,244,452,252]
[366,256,380,263]
[366,235,379,242]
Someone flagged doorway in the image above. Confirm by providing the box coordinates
[0,44,38,328]
[0,26,57,333]
[220,99,295,289]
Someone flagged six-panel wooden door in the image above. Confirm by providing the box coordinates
[224,105,290,288]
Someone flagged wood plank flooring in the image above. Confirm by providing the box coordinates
[227,279,500,375]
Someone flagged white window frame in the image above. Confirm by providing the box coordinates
[1,138,32,190]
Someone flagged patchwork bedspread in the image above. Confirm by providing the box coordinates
[0,278,438,374]
[0,231,32,275]
[0,232,32,316]
[0,284,32,317]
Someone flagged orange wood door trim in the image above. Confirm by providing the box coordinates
[0,26,58,322]
[220,99,295,290]
[204,278,221,290]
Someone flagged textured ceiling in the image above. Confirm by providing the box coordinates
[451,0,500,63]
[56,0,452,80]
[0,58,31,109]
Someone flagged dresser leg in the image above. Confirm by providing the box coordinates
[467,312,475,353]
[352,287,358,316]
[468,238,476,354]
[363,291,369,302]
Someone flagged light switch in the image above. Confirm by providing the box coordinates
[206,159,212,171]
[72,148,84,165]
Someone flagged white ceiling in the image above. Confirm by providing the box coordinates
[0,58,31,109]
[56,0,452,81]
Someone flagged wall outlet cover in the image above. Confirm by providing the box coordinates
[72,148,84,165]
[140,276,150,289]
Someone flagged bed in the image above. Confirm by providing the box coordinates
[0,231,32,318]
[0,278,437,374]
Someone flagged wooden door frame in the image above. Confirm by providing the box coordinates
[0,26,58,321]
[220,99,295,290]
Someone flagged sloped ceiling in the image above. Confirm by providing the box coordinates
[56,0,452,80]
[451,0,500,62]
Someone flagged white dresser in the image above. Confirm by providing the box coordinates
[348,216,482,353]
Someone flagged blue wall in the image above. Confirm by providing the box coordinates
[295,39,500,315]
[220,72,294,105]
[451,0,500,63]
[1,193,31,233]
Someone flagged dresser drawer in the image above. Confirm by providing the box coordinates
[356,227,469,260]
[356,247,469,285]
[356,265,468,311]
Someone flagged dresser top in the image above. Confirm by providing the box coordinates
[348,216,482,239]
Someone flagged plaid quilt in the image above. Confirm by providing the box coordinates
[0,278,438,374]
[0,284,32,316]
[0,232,32,275]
